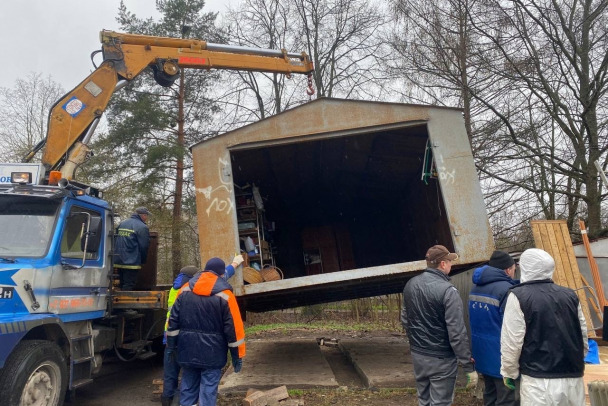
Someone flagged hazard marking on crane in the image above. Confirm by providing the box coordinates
[62,96,86,117]
[179,56,208,66]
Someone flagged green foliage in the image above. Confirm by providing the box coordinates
[245,321,398,336]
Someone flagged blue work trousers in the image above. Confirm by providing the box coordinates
[162,347,180,399]
[180,366,222,406]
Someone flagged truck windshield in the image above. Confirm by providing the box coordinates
[0,196,60,257]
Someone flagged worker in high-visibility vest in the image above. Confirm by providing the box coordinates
[161,255,243,406]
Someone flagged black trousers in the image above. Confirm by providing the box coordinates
[119,268,139,290]
[482,374,519,406]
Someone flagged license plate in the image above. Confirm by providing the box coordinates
[0,287,14,299]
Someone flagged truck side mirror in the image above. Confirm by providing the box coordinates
[81,216,102,254]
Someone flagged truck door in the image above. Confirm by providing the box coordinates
[48,203,109,316]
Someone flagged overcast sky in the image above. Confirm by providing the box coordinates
[0,0,232,90]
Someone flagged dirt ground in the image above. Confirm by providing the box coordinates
[218,389,481,406]
[215,324,483,406]
[76,313,483,406]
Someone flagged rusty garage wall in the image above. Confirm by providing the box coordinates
[190,98,493,311]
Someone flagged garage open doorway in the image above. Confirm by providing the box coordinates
[230,124,453,281]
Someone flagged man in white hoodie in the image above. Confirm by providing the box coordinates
[500,248,588,405]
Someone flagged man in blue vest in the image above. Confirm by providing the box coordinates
[469,250,519,405]
[501,248,588,405]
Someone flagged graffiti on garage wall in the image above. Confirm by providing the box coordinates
[196,156,235,216]
[433,152,456,185]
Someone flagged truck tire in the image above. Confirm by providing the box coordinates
[0,340,68,406]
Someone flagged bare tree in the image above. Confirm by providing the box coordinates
[294,0,390,99]
[219,0,391,125]
[391,0,608,242]
[0,73,64,161]
[469,0,608,236]
[390,0,479,145]
[222,0,305,122]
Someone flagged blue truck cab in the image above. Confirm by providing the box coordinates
[0,169,166,406]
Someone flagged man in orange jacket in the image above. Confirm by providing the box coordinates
[167,257,245,406]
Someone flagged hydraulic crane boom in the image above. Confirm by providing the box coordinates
[31,30,314,179]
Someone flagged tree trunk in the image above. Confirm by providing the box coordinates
[171,70,185,279]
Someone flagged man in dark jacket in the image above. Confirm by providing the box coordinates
[162,265,199,406]
[469,250,519,405]
[161,255,244,406]
[401,244,477,406]
[114,207,150,290]
[168,257,246,406]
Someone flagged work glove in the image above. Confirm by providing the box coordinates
[232,254,244,267]
[465,371,478,389]
[503,377,516,390]
[232,357,243,373]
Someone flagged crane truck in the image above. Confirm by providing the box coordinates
[0,30,314,406]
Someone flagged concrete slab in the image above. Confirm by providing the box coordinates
[338,336,415,388]
[220,336,469,392]
[220,338,338,392]
[339,337,468,389]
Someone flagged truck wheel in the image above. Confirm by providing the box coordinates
[0,340,68,406]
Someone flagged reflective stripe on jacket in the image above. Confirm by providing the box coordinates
[114,214,149,267]
[468,265,518,377]
[167,271,246,369]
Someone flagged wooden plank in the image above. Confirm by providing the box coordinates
[264,385,289,403]
[243,390,267,406]
[557,222,594,333]
[581,220,607,308]
[555,223,576,289]
[531,221,544,251]
[546,223,568,287]
[530,220,595,337]
[246,388,263,397]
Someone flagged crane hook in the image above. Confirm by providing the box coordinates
[306,73,315,96]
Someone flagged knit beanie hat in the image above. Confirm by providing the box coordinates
[488,250,515,270]
[180,265,199,278]
[204,257,226,275]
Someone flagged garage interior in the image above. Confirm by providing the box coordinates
[230,124,455,282]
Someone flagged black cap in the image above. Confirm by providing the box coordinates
[488,250,515,270]
[135,207,151,215]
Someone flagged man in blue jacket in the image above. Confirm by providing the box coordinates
[161,255,243,406]
[469,250,519,405]
[114,207,151,290]
[168,257,246,406]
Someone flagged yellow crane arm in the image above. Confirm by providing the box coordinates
[40,30,315,176]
